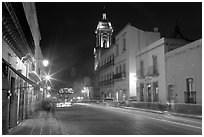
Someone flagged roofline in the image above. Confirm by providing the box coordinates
[165,39,202,58]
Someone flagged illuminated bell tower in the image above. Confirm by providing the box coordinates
[94,11,113,70]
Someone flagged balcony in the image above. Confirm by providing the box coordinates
[136,69,145,79]
[184,91,196,104]
[99,79,114,86]
[113,72,126,80]
[146,66,159,77]
[99,59,114,71]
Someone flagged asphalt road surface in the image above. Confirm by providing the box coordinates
[55,103,202,135]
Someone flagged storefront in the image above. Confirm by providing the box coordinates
[2,59,38,134]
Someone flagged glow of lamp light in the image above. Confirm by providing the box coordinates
[47,86,51,90]
[46,94,51,98]
[45,75,51,81]
[43,60,49,67]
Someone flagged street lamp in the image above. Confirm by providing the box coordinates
[47,86,51,90]
[45,75,51,81]
[43,59,49,67]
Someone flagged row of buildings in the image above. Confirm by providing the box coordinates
[93,12,202,111]
[2,2,48,134]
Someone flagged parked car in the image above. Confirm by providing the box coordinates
[103,98,114,102]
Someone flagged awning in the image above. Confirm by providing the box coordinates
[2,58,38,87]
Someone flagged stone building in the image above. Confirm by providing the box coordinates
[2,2,44,134]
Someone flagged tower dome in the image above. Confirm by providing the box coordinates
[96,13,113,31]
[95,10,113,49]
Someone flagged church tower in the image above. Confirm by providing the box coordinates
[94,10,113,70]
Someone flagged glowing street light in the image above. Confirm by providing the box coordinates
[43,59,49,67]
[45,75,51,81]
[47,86,51,90]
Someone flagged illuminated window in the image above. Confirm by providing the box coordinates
[185,78,196,104]
[186,78,193,92]
[147,84,151,102]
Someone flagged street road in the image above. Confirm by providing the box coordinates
[55,103,202,135]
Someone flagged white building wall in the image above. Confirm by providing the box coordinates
[114,24,161,100]
[136,38,166,103]
[2,40,27,77]
[166,39,202,104]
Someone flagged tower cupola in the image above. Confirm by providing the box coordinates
[95,10,113,49]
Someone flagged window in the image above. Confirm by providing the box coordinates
[152,55,158,74]
[116,66,118,74]
[140,83,144,102]
[123,64,126,72]
[153,82,159,102]
[31,62,35,71]
[185,78,196,104]
[168,85,174,102]
[116,44,119,56]
[123,38,126,51]
[147,84,151,102]
[140,60,144,77]
[186,78,193,92]
[119,65,122,73]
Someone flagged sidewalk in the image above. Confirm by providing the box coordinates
[8,111,66,135]
[120,106,202,119]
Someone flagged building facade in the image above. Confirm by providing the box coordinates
[98,46,115,99]
[2,2,44,134]
[136,38,189,104]
[166,39,202,105]
[93,12,161,101]
[113,24,160,102]
[93,11,114,100]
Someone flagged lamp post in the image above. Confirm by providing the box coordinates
[40,59,50,100]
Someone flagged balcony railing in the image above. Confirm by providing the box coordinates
[99,79,114,86]
[146,65,159,77]
[137,69,145,79]
[113,72,126,80]
[184,91,196,104]
[99,59,114,71]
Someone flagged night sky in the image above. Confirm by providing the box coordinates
[35,2,202,91]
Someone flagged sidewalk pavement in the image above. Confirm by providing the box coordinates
[119,106,202,119]
[8,111,67,135]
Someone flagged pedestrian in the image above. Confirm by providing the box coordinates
[51,102,55,116]
[46,103,51,116]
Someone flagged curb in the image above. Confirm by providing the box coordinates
[165,112,202,119]
[118,106,202,119]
